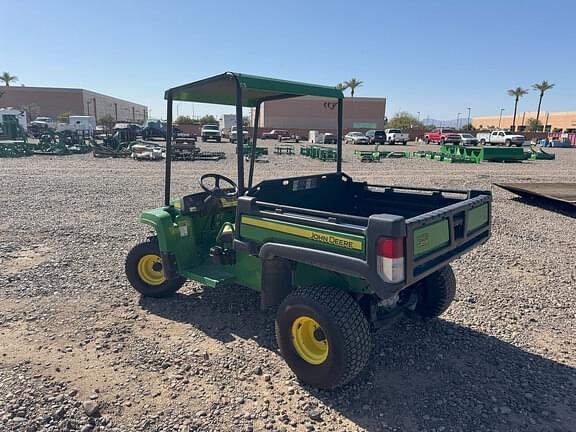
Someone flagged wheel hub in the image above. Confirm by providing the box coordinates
[291,316,329,365]
[137,254,165,286]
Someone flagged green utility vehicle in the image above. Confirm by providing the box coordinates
[125,73,492,389]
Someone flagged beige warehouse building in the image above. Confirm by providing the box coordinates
[472,111,576,133]
[254,96,387,130]
[0,86,147,122]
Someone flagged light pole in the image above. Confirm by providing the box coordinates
[417,111,420,122]
[456,112,461,129]
[498,108,504,128]
[467,107,471,129]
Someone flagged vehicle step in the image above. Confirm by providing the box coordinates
[182,263,235,288]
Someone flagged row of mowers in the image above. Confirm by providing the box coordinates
[0,120,94,157]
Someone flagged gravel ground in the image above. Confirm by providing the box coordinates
[0,141,575,432]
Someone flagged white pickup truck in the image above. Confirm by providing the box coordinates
[230,125,249,143]
[476,130,525,147]
[384,128,409,145]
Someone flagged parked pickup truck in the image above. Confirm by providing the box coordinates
[424,127,457,144]
[230,125,250,143]
[201,124,222,142]
[262,129,290,140]
[385,128,409,145]
[476,130,525,147]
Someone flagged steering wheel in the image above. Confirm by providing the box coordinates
[200,174,238,198]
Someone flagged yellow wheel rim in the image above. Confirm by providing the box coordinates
[137,254,165,286]
[291,316,329,365]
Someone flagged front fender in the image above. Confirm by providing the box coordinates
[139,207,176,252]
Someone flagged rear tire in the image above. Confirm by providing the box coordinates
[505,139,512,147]
[480,139,486,145]
[125,237,185,298]
[276,286,372,389]
[413,265,456,319]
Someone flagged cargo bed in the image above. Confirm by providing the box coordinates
[238,173,491,299]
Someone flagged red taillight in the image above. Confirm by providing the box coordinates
[376,237,405,283]
[377,237,404,259]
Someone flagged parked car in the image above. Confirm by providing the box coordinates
[114,122,142,136]
[457,133,479,146]
[28,121,51,138]
[201,124,221,142]
[384,128,409,145]
[142,119,165,140]
[476,130,525,147]
[365,130,386,144]
[344,131,369,145]
[230,125,249,143]
[262,129,290,140]
[34,116,56,129]
[443,133,462,145]
[424,127,457,144]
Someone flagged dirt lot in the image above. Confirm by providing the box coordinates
[1,141,575,432]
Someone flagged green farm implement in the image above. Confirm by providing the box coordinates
[239,143,268,161]
[35,130,93,155]
[274,143,295,155]
[93,130,134,158]
[0,140,33,157]
[0,116,32,158]
[300,144,337,161]
[414,144,554,164]
[125,72,492,389]
[354,145,410,162]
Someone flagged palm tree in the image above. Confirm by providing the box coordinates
[532,80,555,126]
[343,78,363,97]
[507,87,528,130]
[0,72,18,86]
[336,82,348,91]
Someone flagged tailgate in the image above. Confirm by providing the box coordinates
[404,194,491,284]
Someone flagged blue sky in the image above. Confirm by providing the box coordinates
[2,0,574,121]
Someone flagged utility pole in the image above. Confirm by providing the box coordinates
[499,108,504,128]
[417,111,420,122]
[456,112,461,129]
[467,107,471,129]
[93,97,97,122]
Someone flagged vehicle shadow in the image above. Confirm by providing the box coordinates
[140,285,576,432]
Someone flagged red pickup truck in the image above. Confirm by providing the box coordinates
[424,127,457,144]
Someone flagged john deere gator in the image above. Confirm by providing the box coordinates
[125,72,492,389]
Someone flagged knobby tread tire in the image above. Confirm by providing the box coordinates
[276,285,372,389]
[414,265,457,318]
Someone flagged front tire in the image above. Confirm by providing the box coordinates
[413,265,456,319]
[275,286,372,389]
[125,237,185,298]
